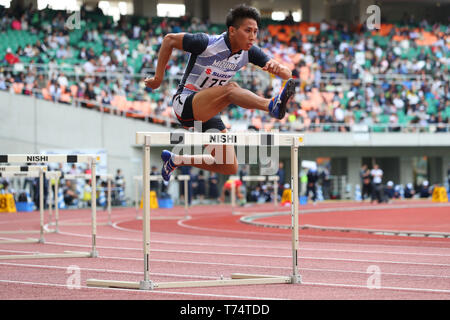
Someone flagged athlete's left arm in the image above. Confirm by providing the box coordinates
[262,59,292,80]
[248,46,292,80]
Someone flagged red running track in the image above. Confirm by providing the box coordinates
[0,200,449,300]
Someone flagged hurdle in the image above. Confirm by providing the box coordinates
[87,131,303,289]
[0,170,61,235]
[45,171,62,233]
[0,166,46,244]
[134,174,191,220]
[0,154,99,260]
[229,175,280,214]
[58,173,114,226]
[0,169,62,235]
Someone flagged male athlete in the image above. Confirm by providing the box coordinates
[145,4,295,181]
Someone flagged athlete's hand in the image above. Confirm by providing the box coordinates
[144,76,162,89]
[262,59,281,75]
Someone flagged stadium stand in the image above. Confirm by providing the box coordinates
[0,5,448,133]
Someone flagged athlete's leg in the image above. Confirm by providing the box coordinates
[161,79,295,181]
[192,80,295,122]
[161,128,238,181]
[192,82,268,122]
[172,128,238,175]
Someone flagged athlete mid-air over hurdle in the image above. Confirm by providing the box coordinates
[144,4,296,180]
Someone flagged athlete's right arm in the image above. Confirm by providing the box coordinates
[144,33,185,89]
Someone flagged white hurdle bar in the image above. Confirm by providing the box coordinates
[0,170,62,234]
[268,175,280,206]
[0,166,46,244]
[133,174,191,220]
[229,175,280,213]
[45,171,62,232]
[61,173,114,226]
[87,131,304,290]
[0,154,100,260]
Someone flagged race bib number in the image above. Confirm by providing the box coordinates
[195,67,233,89]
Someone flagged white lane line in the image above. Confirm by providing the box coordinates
[301,281,450,294]
[1,276,449,298]
[2,261,450,280]
[0,279,284,300]
[3,237,450,262]
[49,220,450,248]
[1,248,450,268]
[0,262,216,279]
[32,238,450,258]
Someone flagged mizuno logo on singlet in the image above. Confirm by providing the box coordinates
[212,60,238,70]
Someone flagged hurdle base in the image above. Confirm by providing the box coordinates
[290,274,302,284]
[90,249,99,258]
[0,251,94,260]
[0,238,40,244]
[0,230,41,235]
[58,222,110,227]
[139,280,154,290]
[87,274,294,290]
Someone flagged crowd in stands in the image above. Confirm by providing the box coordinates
[0,4,449,132]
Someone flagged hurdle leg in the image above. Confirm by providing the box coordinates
[231,181,236,214]
[107,177,112,225]
[140,135,153,289]
[39,169,45,243]
[274,179,278,206]
[184,178,188,219]
[135,177,141,220]
[290,140,301,283]
[90,158,98,257]
[48,183,53,227]
[54,178,59,233]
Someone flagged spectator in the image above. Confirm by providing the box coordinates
[83,58,96,74]
[63,180,78,206]
[208,172,219,203]
[150,166,160,196]
[370,164,384,203]
[4,48,20,65]
[384,181,396,202]
[220,178,245,206]
[114,169,125,193]
[196,170,206,203]
[69,164,79,175]
[447,165,450,193]
[320,164,331,200]
[277,161,285,199]
[57,72,68,88]
[306,167,319,203]
[419,180,431,198]
[360,164,372,201]
[11,17,21,30]
[404,183,415,199]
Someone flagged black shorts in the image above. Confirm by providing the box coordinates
[173,92,226,132]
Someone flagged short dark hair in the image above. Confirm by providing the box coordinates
[226,4,261,29]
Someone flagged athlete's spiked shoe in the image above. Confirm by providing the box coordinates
[268,78,295,120]
[161,150,178,181]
